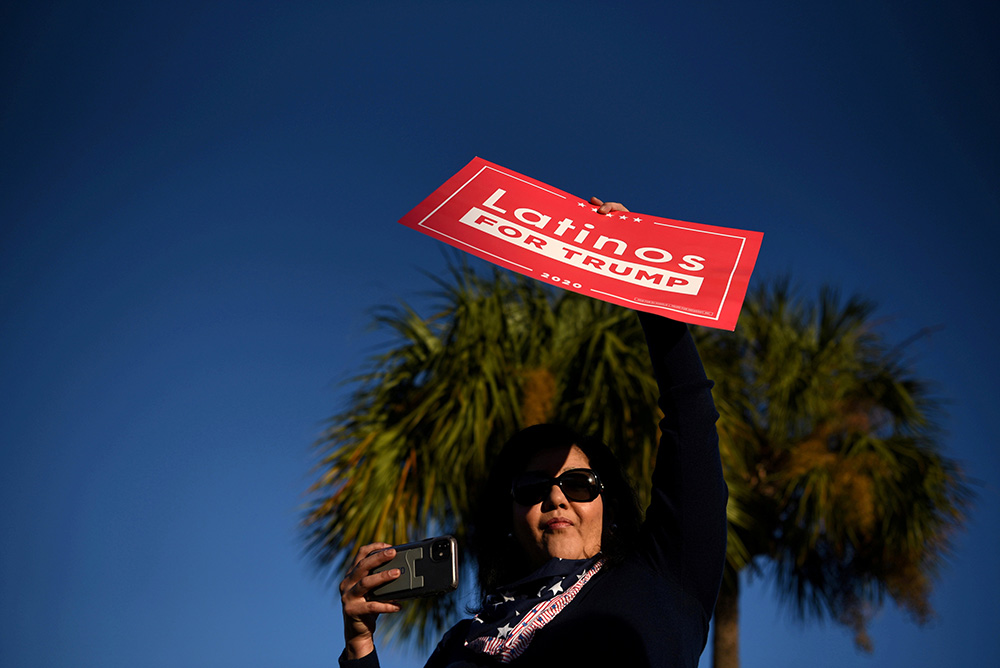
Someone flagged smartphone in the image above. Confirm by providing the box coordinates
[367,535,459,601]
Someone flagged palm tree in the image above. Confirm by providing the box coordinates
[303,265,970,663]
[303,263,661,644]
[698,281,971,668]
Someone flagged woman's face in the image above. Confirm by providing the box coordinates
[511,445,604,568]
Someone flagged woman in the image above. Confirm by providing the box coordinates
[339,200,728,667]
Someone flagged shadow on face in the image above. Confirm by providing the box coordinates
[510,444,605,568]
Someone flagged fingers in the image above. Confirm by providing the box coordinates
[342,543,399,599]
[345,584,402,616]
[354,542,393,566]
[355,566,403,599]
[340,543,402,642]
[590,196,629,215]
[355,600,402,616]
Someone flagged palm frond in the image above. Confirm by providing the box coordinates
[303,269,973,652]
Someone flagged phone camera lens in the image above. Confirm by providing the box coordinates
[431,540,448,561]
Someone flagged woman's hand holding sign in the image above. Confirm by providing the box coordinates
[590,196,629,216]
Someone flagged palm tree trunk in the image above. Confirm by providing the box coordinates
[520,367,557,426]
[712,578,739,668]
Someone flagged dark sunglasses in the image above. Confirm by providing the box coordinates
[511,468,604,506]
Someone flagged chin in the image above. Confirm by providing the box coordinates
[546,544,587,560]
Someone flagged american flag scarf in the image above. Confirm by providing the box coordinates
[464,556,605,663]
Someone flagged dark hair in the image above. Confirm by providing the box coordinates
[470,423,643,598]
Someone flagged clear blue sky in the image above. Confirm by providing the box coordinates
[2,2,998,667]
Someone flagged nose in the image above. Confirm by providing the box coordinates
[541,482,570,510]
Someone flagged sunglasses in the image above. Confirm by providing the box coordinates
[511,468,604,506]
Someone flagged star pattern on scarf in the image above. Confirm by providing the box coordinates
[466,556,605,660]
[491,591,515,608]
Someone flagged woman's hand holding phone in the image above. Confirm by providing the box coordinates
[340,543,402,660]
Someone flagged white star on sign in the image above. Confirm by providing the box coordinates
[577,202,586,207]
[619,215,629,220]
[633,217,642,222]
[591,207,598,212]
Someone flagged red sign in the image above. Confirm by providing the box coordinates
[399,158,763,330]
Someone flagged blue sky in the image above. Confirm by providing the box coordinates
[2,2,998,667]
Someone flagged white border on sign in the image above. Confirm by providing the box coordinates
[649,222,750,323]
[415,165,564,272]
[416,164,752,324]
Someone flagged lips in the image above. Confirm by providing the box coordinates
[545,517,574,530]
